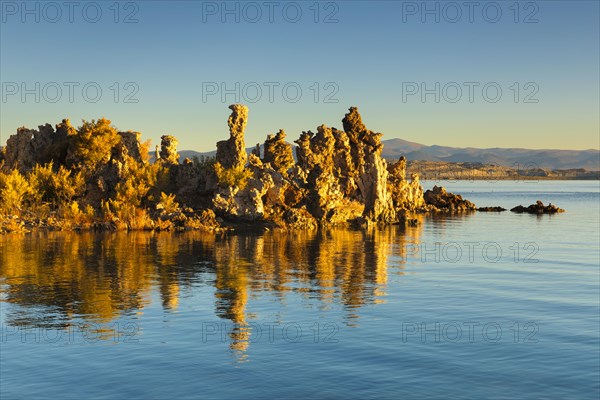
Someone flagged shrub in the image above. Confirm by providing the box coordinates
[68,118,120,174]
[0,169,33,214]
[113,155,158,208]
[100,199,153,231]
[29,162,85,206]
[58,201,95,228]
[214,162,253,190]
[193,155,216,174]
[157,192,179,214]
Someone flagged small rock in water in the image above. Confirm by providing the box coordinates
[423,185,476,211]
[510,200,565,214]
[477,206,507,212]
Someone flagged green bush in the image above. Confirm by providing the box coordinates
[214,162,253,190]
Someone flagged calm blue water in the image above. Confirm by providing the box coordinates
[1,181,599,399]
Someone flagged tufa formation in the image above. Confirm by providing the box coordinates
[1,105,554,233]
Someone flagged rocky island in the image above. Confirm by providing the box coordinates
[510,201,565,214]
[0,105,563,233]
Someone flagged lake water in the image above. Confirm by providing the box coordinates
[1,181,599,399]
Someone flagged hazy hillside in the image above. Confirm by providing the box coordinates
[156,139,600,171]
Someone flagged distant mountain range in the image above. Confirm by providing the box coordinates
[157,139,600,171]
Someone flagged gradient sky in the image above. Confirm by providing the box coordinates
[1,0,599,152]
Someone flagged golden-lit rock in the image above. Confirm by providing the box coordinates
[262,129,294,174]
[216,104,248,169]
[424,185,476,211]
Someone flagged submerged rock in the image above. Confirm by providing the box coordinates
[510,201,564,214]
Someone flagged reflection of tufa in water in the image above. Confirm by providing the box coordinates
[0,226,423,357]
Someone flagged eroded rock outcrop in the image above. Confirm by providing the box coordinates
[2,104,483,232]
[388,157,426,211]
[158,135,179,165]
[3,120,72,172]
[216,104,248,169]
[118,131,143,162]
[331,128,356,196]
[210,104,444,226]
[341,108,395,222]
[424,186,476,211]
[263,130,294,174]
[213,154,279,221]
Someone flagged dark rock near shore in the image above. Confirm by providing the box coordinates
[424,185,476,211]
[477,206,507,212]
[511,201,564,214]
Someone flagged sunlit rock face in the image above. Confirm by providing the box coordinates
[118,131,143,162]
[262,129,294,175]
[216,104,248,169]
[3,120,72,172]
[424,185,476,211]
[213,154,278,221]
[210,104,446,226]
[342,107,395,222]
[388,157,426,212]
[331,127,357,197]
[295,125,344,221]
[213,106,272,221]
[158,135,179,165]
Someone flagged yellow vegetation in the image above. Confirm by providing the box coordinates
[214,162,253,190]
[29,162,85,206]
[0,169,33,214]
[158,192,179,214]
[68,118,120,174]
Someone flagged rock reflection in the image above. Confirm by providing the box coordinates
[0,223,422,356]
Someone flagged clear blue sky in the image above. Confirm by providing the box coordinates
[1,0,598,151]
